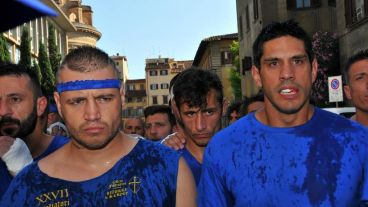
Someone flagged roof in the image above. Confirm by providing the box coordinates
[193,33,238,66]
[126,79,145,84]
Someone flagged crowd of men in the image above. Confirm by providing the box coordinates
[0,19,368,206]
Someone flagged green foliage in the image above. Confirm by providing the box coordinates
[230,41,240,71]
[19,27,32,69]
[311,31,340,107]
[31,60,42,83]
[0,34,11,64]
[229,41,242,100]
[38,42,55,96]
[229,68,242,100]
[48,24,61,76]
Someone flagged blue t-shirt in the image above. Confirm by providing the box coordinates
[0,135,68,200]
[180,147,202,185]
[34,135,69,161]
[1,139,180,207]
[198,108,368,207]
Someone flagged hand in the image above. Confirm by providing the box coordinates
[161,132,186,150]
[0,136,15,157]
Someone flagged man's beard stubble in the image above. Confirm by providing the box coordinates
[0,105,38,138]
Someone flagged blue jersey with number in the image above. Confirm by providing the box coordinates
[0,135,68,200]
[1,139,179,206]
[198,108,368,207]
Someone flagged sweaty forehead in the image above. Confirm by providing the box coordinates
[58,67,117,83]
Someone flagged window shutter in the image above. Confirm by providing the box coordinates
[287,0,296,9]
[345,0,353,26]
[365,0,368,17]
[311,0,321,7]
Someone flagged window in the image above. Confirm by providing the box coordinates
[127,97,133,103]
[116,62,119,66]
[152,96,158,105]
[242,56,252,75]
[161,83,169,89]
[127,84,135,91]
[253,0,259,21]
[163,95,168,104]
[221,51,233,65]
[345,0,368,26]
[137,97,142,102]
[287,0,321,9]
[160,70,168,75]
[139,84,144,90]
[150,84,158,90]
[245,6,250,32]
[137,108,144,116]
[149,70,157,76]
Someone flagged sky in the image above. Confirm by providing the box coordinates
[82,0,238,79]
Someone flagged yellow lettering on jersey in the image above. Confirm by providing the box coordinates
[35,189,69,206]
[105,180,128,200]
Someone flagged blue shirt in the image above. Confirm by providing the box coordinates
[1,139,180,206]
[180,147,202,185]
[0,136,68,200]
[198,108,368,206]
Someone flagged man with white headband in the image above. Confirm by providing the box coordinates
[1,46,196,206]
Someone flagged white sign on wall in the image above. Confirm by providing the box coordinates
[328,75,343,103]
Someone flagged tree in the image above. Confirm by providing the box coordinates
[31,60,42,83]
[229,41,242,100]
[0,34,11,64]
[48,24,61,76]
[311,31,340,107]
[19,26,32,69]
[38,42,55,96]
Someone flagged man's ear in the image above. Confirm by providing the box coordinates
[171,99,180,119]
[251,65,263,88]
[221,99,228,116]
[344,85,352,100]
[36,96,47,117]
[311,58,318,83]
[54,91,63,119]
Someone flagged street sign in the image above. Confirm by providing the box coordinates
[328,75,343,102]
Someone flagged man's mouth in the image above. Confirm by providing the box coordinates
[0,123,20,137]
[280,88,296,95]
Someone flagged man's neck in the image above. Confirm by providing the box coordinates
[185,138,205,164]
[25,121,53,159]
[355,110,368,127]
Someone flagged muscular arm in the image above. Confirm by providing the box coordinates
[176,157,197,207]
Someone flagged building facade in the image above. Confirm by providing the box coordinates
[3,0,76,63]
[145,57,192,105]
[236,0,337,97]
[111,54,128,85]
[122,79,147,122]
[336,0,368,67]
[192,33,238,103]
[55,0,101,49]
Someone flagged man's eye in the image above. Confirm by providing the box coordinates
[269,61,278,67]
[294,59,304,65]
[69,99,84,105]
[205,111,214,116]
[98,97,112,103]
[10,97,21,103]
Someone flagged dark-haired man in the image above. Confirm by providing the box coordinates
[144,105,176,141]
[0,64,68,199]
[123,117,145,137]
[343,49,368,126]
[198,20,368,206]
[168,68,226,185]
[1,46,196,206]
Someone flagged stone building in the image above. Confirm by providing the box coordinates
[55,0,101,49]
[122,79,147,122]
[3,0,76,63]
[111,54,128,85]
[192,33,238,103]
[145,57,192,105]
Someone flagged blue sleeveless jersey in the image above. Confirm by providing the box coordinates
[180,147,202,185]
[198,108,368,207]
[0,135,68,200]
[1,139,180,206]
